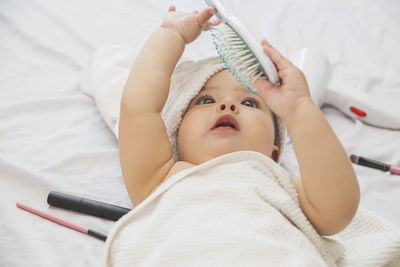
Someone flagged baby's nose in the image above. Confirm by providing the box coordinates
[217,100,239,114]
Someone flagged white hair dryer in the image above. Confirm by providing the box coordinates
[291,48,400,130]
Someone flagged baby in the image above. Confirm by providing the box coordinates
[118,4,359,245]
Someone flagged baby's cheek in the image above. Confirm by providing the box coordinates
[252,114,275,142]
[177,113,202,151]
[254,113,274,129]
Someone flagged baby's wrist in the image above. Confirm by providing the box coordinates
[281,98,319,130]
[158,26,186,45]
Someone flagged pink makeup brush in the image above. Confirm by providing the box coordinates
[16,202,107,241]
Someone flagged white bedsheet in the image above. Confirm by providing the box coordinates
[1,0,399,266]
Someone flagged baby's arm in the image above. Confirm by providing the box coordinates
[256,40,360,236]
[285,95,360,236]
[119,6,218,205]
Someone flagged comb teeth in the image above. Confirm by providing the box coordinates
[210,24,266,93]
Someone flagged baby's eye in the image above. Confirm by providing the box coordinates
[196,95,215,105]
[241,97,259,108]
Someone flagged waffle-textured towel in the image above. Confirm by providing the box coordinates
[81,47,400,266]
[80,46,286,162]
[104,151,400,266]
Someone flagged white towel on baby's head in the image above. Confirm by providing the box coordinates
[80,46,135,137]
[80,46,286,162]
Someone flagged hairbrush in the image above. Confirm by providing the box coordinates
[205,0,280,93]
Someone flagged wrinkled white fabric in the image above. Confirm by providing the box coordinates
[2,0,400,266]
[105,151,400,266]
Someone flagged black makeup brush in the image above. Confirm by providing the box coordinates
[350,154,400,175]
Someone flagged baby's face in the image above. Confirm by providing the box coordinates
[177,70,279,164]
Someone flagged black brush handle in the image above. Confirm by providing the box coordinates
[47,191,131,221]
[358,157,390,172]
[88,229,107,241]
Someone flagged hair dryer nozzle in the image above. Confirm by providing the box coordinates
[290,48,331,107]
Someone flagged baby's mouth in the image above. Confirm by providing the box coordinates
[211,114,239,131]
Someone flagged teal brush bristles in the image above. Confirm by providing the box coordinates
[210,23,267,93]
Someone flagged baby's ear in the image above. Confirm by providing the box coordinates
[271,145,280,162]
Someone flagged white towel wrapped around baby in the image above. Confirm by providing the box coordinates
[80,47,400,267]
[103,151,400,266]
[105,151,338,266]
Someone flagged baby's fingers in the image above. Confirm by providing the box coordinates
[261,39,292,72]
[202,18,221,30]
[209,18,221,27]
[195,6,217,27]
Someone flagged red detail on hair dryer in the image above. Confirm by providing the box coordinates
[350,106,367,117]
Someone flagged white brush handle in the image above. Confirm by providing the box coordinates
[205,0,226,20]
[205,0,280,84]
[325,86,400,130]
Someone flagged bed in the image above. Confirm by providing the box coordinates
[1,0,399,266]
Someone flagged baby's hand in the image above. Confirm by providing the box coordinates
[255,39,312,122]
[161,5,220,44]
